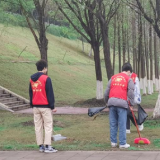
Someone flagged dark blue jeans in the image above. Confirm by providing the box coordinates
[109,106,127,145]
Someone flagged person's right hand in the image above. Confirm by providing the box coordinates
[52,108,57,112]
[130,106,133,111]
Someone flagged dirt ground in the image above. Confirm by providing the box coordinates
[73,98,105,108]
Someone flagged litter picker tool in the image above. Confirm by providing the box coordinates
[129,105,150,144]
[88,106,107,117]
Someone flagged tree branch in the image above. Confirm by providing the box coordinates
[20,2,40,50]
[56,1,91,43]
[135,0,154,24]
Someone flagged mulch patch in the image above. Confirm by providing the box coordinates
[21,120,66,127]
[73,98,105,108]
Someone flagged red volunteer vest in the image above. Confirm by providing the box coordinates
[131,73,137,84]
[30,75,49,105]
[109,72,130,100]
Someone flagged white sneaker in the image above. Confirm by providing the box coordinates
[44,146,58,153]
[126,129,131,134]
[138,124,144,131]
[119,143,130,149]
[111,142,117,148]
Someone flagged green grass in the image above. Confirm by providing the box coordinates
[141,92,158,108]
[0,111,160,151]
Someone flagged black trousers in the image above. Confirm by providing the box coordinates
[126,108,139,130]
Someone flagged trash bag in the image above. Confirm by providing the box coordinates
[137,104,148,125]
[88,106,107,117]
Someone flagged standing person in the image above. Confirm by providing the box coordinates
[126,72,143,134]
[104,63,135,149]
[29,59,57,153]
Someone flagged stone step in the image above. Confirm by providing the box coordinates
[4,101,24,107]
[0,97,18,103]
[0,93,12,98]
[9,104,30,111]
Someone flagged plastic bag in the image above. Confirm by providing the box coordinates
[137,104,148,125]
[88,106,107,117]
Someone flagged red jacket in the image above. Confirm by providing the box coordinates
[109,72,130,100]
[30,75,49,105]
[131,73,137,84]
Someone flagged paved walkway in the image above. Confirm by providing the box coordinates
[15,107,90,115]
[15,107,153,115]
[0,151,160,160]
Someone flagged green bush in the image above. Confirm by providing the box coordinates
[0,11,79,40]
[47,24,78,40]
[0,12,28,27]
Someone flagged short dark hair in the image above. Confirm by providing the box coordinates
[122,62,132,72]
[36,60,48,71]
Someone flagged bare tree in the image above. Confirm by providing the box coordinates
[97,0,120,80]
[20,0,49,62]
[55,0,103,99]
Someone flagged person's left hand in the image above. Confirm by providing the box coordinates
[52,108,57,112]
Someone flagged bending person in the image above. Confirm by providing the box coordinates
[126,72,143,134]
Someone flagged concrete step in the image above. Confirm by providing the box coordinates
[0,89,4,94]
[0,93,12,98]
[0,85,30,111]
[4,101,24,107]
[9,104,30,111]
[0,97,18,103]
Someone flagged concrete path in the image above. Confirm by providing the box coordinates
[0,151,160,160]
[15,107,153,115]
[15,107,91,115]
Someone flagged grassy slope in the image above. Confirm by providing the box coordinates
[0,24,108,105]
[0,24,158,108]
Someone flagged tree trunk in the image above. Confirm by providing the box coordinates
[101,25,113,80]
[143,21,148,94]
[113,14,116,74]
[132,13,136,72]
[40,37,48,61]
[118,14,121,72]
[145,31,150,91]
[122,7,126,64]
[154,31,159,91]
[92,42,103,99]
[88,46,92,57]
[81,36,85,53]
[153,38,160,118]
[127,27,130,63]
[137,14,142,78]
[140,15,146,95]
[149,24,153,94]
